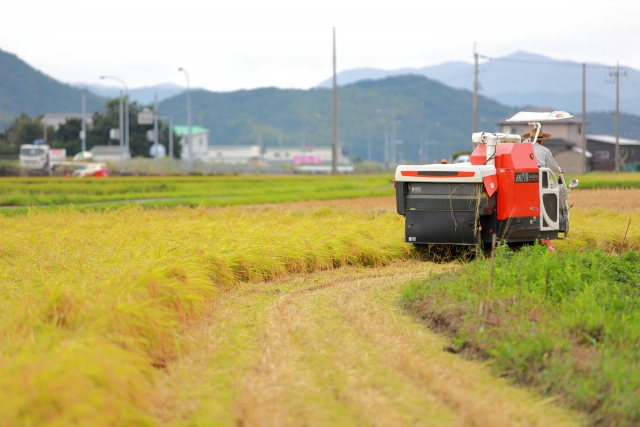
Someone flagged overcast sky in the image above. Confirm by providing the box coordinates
[2,0,639,91]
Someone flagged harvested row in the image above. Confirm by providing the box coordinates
[154,262,580,427]
[0,206,410,426]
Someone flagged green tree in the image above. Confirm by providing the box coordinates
[0,114,58,154]
[6,113,45,147]
[88,98,180,158]
[54,118,82,155]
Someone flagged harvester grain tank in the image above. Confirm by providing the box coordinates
[395,111,578,246]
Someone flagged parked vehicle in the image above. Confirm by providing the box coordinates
[19,140,66,170]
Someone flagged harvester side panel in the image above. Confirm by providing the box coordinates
[494,144,540,221]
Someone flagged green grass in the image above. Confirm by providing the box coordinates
[0,175,394,209]
[402,245,640,426]
[572,172,640,189]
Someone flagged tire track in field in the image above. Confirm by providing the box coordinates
[153,261,581,427]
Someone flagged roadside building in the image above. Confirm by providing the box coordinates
[89,145,131,162]
[264,146,335,163]
[208,145,261,164]
[174,125,210,162]
[586,135,640,171]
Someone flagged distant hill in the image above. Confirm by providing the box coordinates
[159,74,640,163]
[0,49,104,127]
[73,83,185,105]
[2,47,638,162]
[159,75,517,163]
[317,51,640,115]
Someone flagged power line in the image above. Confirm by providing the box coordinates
[485,56,610,69]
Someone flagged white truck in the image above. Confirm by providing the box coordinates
[19,140,66,170]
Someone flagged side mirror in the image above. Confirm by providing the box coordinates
[569,178,579,189]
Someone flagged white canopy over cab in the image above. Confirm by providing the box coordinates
[506,111,573,122]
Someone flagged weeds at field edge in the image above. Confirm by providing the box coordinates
[402,245,640,427]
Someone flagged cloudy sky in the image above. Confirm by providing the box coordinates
[2,0,639,91]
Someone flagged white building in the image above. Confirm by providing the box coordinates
[264,146,336,163]
[174,125,209,162]
[208,145,261,164]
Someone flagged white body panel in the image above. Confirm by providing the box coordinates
[395,164,496,183]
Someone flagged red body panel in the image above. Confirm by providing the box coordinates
[494,144,540,220]
[470,144,486,165]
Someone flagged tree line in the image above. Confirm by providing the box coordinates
[0,98,181,158]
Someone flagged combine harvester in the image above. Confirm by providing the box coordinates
[395,111,579,247]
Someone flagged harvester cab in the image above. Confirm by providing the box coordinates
[395,111,579,247]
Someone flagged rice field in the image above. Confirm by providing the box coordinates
[0,175,394,209]
[0,206,412,426]
[1,174,639,426]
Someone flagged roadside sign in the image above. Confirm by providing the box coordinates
[138,108,154,125]
[109,128,120,140]
[146,130,154,142]
[79,130,86,139]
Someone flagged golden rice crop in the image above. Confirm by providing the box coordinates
[0,206,410,426]
[556,207,640,252]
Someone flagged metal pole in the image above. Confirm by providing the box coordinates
[119,90,124,175]
[582,63,587,173]
[125,93,129,159]
[100,76,128,164]
[332,27,338,174]
[154,93,159,163]
[179,68,192,172]
[425,131,429,164]
[392,116,397,165]
[367,124,371,162]
[473,44,479,135]
[169,116,173,159]
[81,93,87,153]
[615,61,620,172]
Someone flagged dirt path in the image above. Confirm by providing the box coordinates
[152,261,580,427]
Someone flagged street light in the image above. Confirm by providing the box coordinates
[100,75,129,173]
[178,67,192,172]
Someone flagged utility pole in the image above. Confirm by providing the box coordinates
[259,124,264,160]
[179,68,193,172]
[124,92,129,156]
[392,115,397,165]
[608,61,626,172]
[582,63,587,173]
[119,90,124,175]
[153,93,159,165]
[384,130,389,167]
[332,27,338,174]
[81,93,87,154]
[168,116,173,159]
[473,43,479,135]
[425,130,429,164]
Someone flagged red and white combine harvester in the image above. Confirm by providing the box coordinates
[395,111,579,247]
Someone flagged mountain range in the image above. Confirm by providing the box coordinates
[2,47,640,163]
[72,83,186,105]
[0,49,104,127]
[317,51,640,115]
